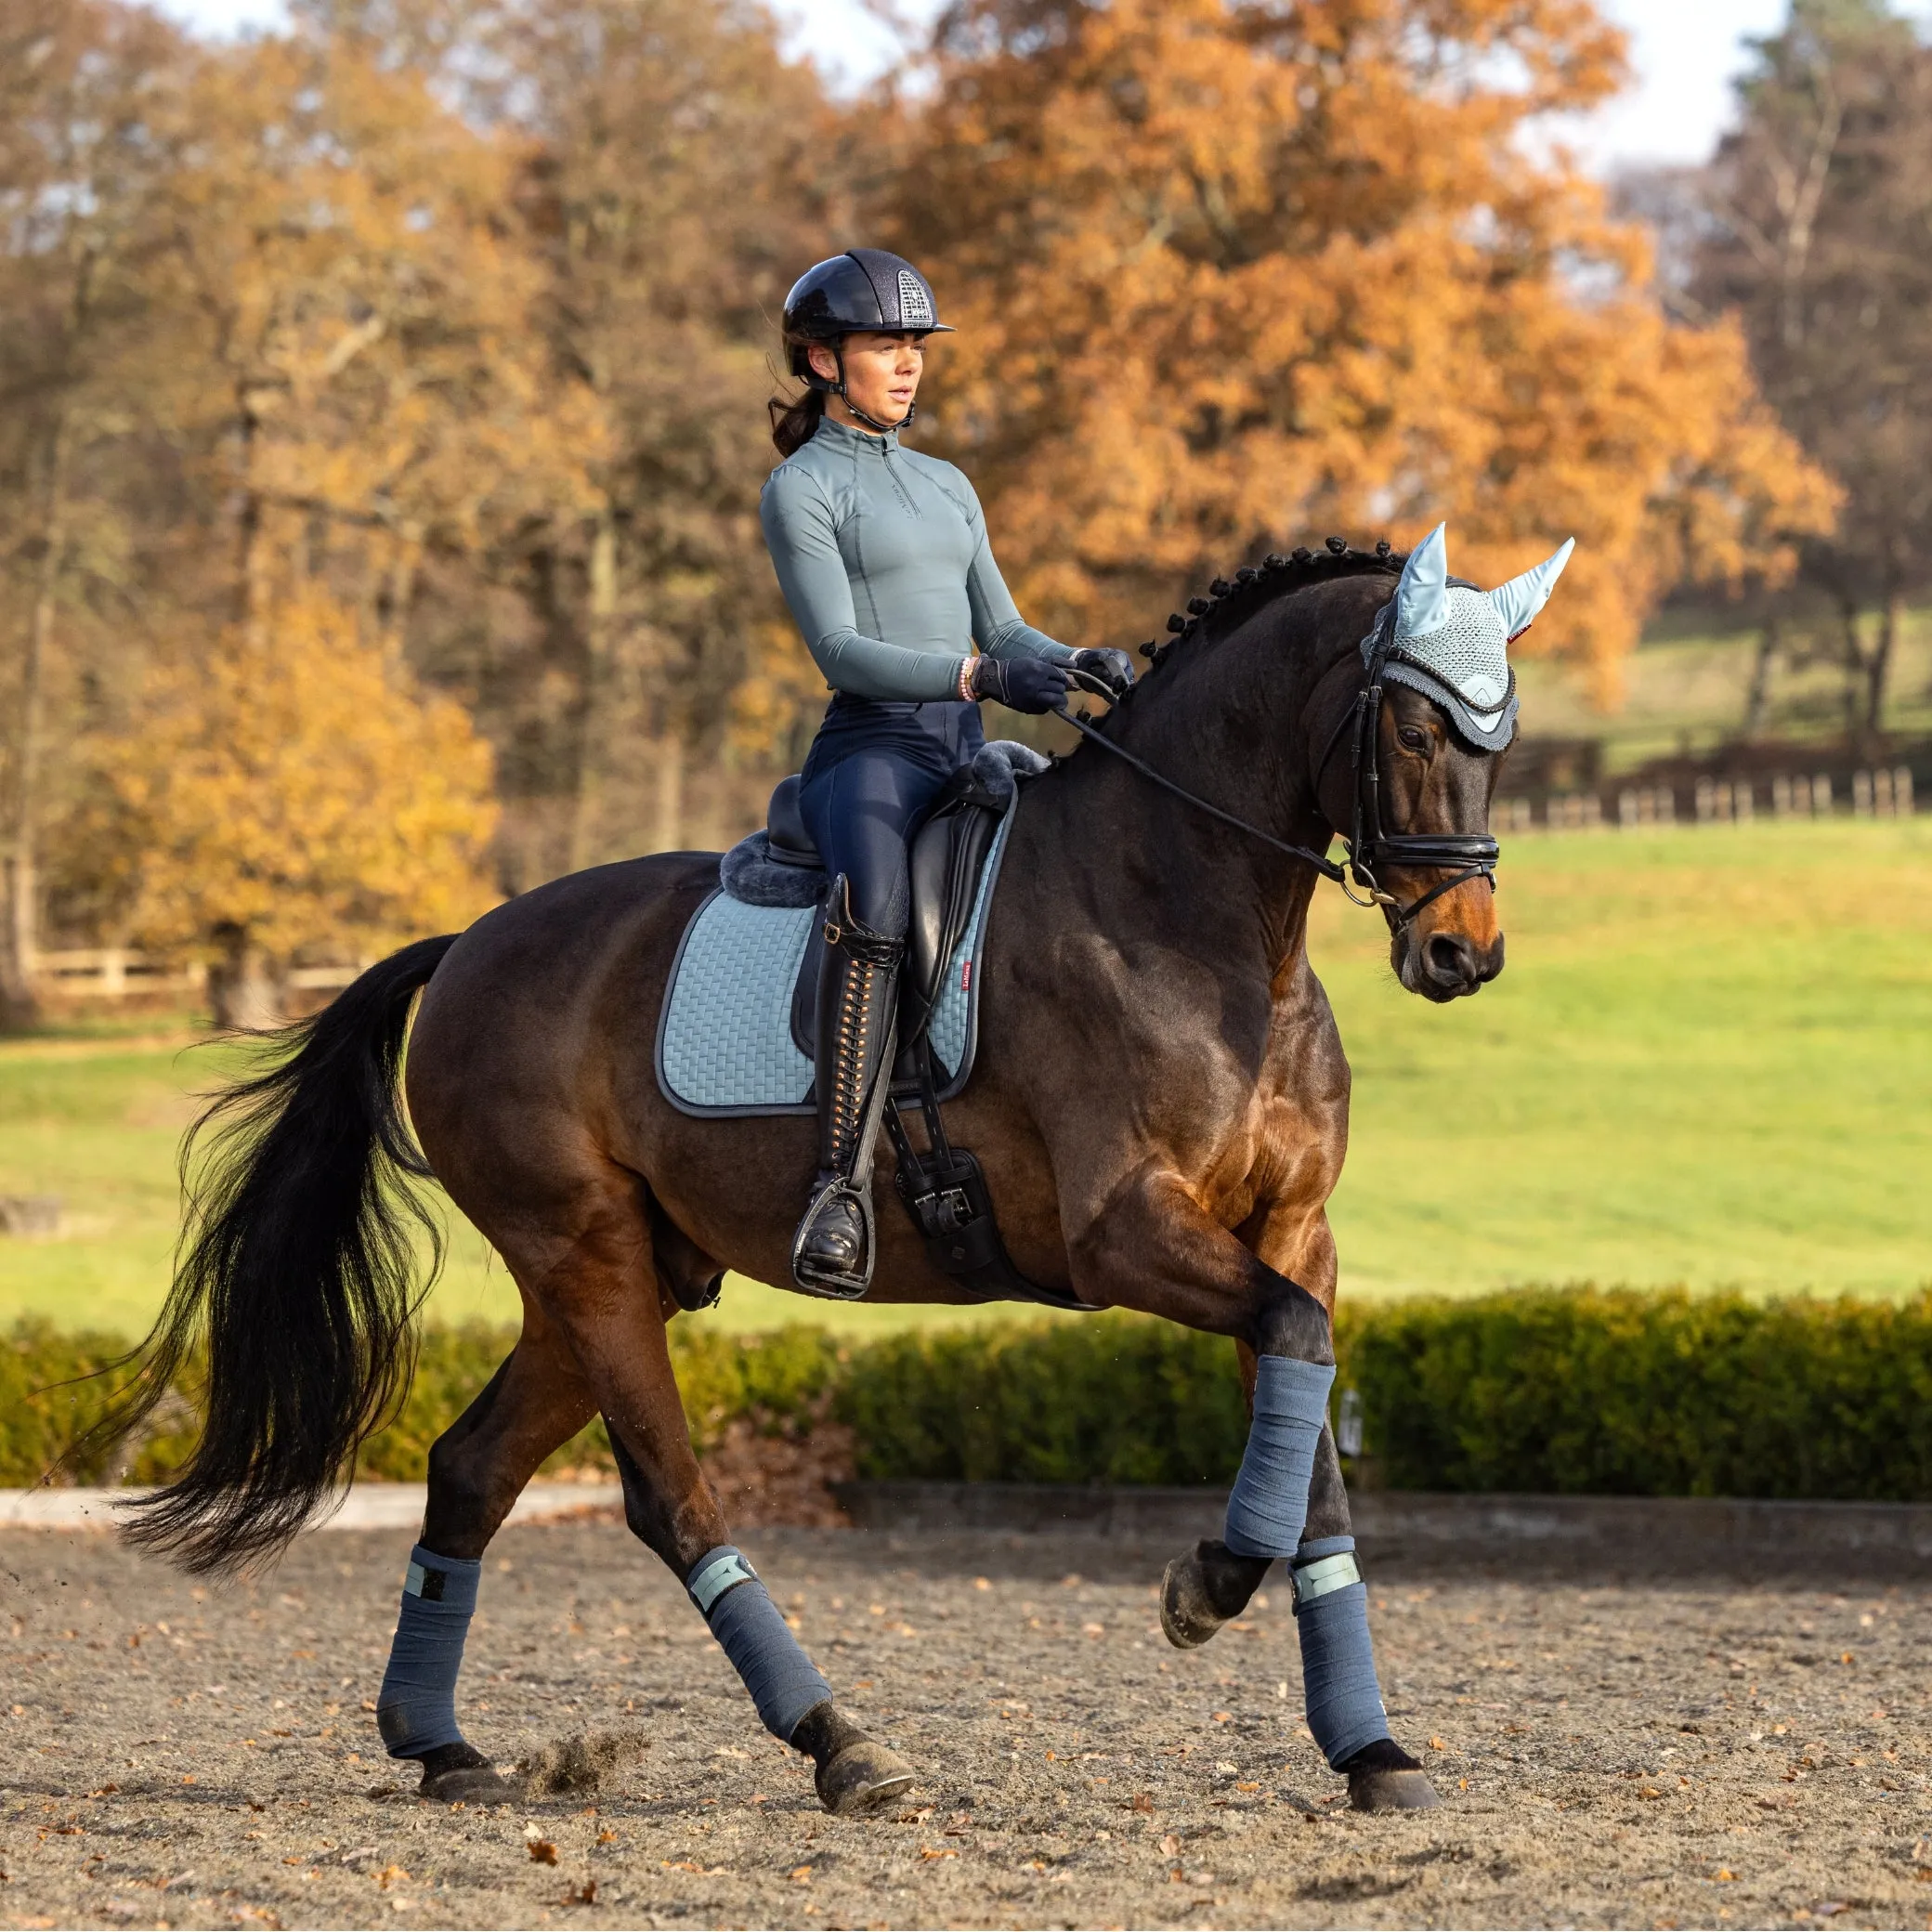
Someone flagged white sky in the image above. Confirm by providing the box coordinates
[153,0,1932,174]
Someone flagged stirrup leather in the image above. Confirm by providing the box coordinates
[792,879,902,1299]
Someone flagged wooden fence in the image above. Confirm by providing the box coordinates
[1499,764,1916,833]
[25,951,365,1002]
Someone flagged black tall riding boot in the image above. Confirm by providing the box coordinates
[792,879,903,1298]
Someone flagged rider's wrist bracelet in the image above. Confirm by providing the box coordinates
[959,657,977,702]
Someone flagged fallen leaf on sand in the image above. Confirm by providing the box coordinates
[375,1865,409,1890]
[790,1864,814,1884]
[565,1881,597,1906]
[527,1840,558,1866]
[920,1847,959,1860]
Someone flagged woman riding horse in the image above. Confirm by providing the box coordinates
[762,248,1134,1297]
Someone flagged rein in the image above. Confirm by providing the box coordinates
[1051,700,1349,888]
[1057,635,1500,931]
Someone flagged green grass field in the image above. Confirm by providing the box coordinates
[1,816,1926,1338]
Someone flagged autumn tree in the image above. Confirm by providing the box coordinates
[1684,0,1932,740]
[876,0,1835,701]
[460,0,855,872]
[0,0,189,1025]
[301,0,862,877]
[143,26,606,647]
[7,13,608,1014]
[88,590,498,1026]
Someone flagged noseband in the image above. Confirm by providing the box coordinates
[1056,628,1499,933]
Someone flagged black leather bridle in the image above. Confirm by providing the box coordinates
[1309,621,1503,928]
[1056,616,1501,933]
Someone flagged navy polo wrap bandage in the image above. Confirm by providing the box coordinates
[376,1544,482,1758]
[1292,1534,1391,1769]
[1222,1355,1337,1560]
[687,1546,834,1744]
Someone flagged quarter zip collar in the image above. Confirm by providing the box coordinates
[815,414,900,455]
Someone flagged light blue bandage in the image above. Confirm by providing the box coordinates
[377,1543,482,1758]
[688,1545,833,1744]
[1222,1355,1336,1560]
[1293,1534,1391,1769]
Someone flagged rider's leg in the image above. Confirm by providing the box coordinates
[791,745,951,1294]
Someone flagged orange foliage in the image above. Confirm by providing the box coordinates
[150,29,607,630]
[885,0,1837,700]
[98,591,499,961]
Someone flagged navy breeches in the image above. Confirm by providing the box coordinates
[798,695,982,937]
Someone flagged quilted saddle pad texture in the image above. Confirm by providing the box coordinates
[656,809,1014,1116]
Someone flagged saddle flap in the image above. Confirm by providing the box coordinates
[906,788,1001,1027]
[789,780,1004,1063]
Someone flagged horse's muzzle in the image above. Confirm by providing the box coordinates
[1398,927,1505,1001]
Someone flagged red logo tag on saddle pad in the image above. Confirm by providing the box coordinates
[961,960,972,991]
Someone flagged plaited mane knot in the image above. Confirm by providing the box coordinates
[1110,536,1403,710]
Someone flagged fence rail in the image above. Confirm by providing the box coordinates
[23,950,365,1001]
[1499,764,1916,833]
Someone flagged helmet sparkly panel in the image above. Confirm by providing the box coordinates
[1401,586,1510,714]
[896,270,933,331]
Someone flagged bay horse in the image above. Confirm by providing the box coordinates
[103,529,1554,1816]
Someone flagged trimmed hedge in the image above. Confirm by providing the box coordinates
[1346,1286,1932,1500]
[839,1313,1248,1485]
[0,1317,847,1490]
[5,1287,1930,1500]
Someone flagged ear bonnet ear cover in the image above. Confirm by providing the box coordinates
[1365,526,1574,753]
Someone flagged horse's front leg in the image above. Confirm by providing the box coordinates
[1071,1180,1437,1810]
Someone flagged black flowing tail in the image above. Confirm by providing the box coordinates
[110,934,459,1573]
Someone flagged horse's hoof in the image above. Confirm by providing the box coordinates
[420,1763,522,1805]
[816,1739,915,1815]
[1349,1767,1442,1812]
[1159,1551,1225,1650]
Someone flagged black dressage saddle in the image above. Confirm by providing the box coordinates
[766,767,1006,1064]
[761,768,1090,1313]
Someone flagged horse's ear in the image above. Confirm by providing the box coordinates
[1393,522,1450,640]
[1486,538,1575,641]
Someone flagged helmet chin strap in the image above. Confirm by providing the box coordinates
[812,344,916,435]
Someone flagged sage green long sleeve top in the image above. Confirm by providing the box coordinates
[760,414,1077,702]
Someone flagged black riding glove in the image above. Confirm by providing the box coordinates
[1071,647,1137,703]
[971,654,1075,714]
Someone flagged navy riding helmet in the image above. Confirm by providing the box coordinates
[783,250,953,430]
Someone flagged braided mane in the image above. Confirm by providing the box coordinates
[1089,534,1403,729]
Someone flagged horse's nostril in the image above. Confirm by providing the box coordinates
[1425,933,1474,982]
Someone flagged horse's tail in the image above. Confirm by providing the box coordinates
[112,934,459,1574]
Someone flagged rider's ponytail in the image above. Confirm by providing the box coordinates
[769,384,826,458]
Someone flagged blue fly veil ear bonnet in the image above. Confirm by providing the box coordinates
[1364,524,1576,751]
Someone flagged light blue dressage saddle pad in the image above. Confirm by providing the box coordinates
[656,809,1014,1118]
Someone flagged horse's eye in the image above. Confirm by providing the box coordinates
[1397,725,1430,753]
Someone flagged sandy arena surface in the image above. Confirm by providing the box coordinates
[3,1518,1928,1930]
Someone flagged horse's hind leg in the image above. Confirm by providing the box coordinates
[496,1172,914,1815]
[377,1308,596,1802]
